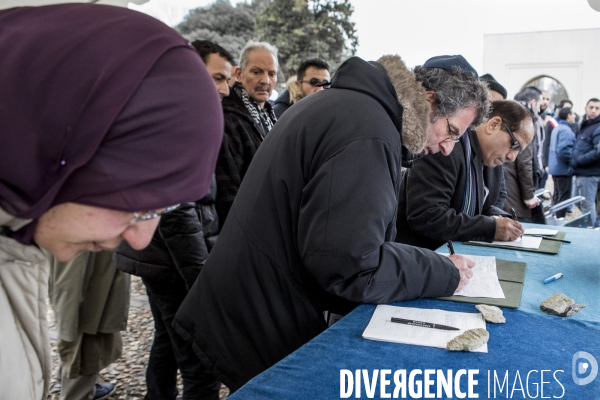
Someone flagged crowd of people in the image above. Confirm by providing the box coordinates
[2,4,600,400]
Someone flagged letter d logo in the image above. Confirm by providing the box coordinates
[572,351,598,385]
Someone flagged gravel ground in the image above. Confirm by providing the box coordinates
[47,276,230,400]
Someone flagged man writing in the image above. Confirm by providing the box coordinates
[174,54,490,392]
[396,100,534,250]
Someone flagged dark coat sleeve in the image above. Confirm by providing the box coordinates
[159,202,208,290]
[297,139,459,304]
[515,143,536,201]
[215,113,254,226]
[403,149,496,244]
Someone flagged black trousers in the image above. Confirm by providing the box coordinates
[552,175,572,218]
[142,274,220,400]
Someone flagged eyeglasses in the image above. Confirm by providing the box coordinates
[501,120,521,152]
[130,204,180,225]
[439,103,460,143]
[298,78,331,88]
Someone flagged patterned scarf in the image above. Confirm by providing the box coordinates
[460,131,477,217]
[235,83,277,138]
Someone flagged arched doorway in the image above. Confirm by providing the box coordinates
[523,75,569,117]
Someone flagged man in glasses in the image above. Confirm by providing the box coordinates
[174,53,490,392]
[273,58,331,118]
[396,100,534,250]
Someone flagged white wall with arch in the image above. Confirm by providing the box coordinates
[483,28,600,116]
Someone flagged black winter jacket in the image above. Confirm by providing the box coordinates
[215,83,274,227]
[173,56,459,392]
[114,178,219,290]
[571,115,600,176]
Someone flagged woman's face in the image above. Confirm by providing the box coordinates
[33,202,160,261]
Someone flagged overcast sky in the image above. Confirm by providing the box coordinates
[130,0,600,72]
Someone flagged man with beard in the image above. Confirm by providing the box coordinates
[174,54,490,392]
[215,41,279,227]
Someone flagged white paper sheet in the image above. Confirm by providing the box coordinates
[523,228,558,236]
[438,254,505,298]
[452,255,505,298]
[362,305,487,352]
[470,235,543,249]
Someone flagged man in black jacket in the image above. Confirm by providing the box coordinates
[174,54,490,392]
[215,41,279,227]
[113,41,234,400]
[571,98,600,227]
[396,100,534,250]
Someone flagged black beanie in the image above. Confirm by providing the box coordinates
[480,73,507,99]
[423,55,478,77]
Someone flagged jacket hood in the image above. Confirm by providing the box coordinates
[331,56,429,154]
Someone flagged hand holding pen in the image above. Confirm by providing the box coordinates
[510,207,523,241]
[446,240,475,292]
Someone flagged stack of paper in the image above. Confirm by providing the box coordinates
[523,228,558,236]
[470,235,543,249]
[452,255,505,298]
[363,305,488,352]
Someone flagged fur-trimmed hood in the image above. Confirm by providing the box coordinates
[377,55,430,154]
[330,56,429,154]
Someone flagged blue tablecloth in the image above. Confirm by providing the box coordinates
[452,223,600,322]
[230,224,600,399]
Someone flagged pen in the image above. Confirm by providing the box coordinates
[510,207,522,240]
[525,234,571,244]
[447,240,455,255]
[391,317,459,331]
[544,272,564,284]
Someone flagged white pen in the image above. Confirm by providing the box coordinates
[544,273,563,284]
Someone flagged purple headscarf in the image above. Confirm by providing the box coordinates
[0,4,223,243]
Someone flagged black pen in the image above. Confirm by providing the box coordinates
[391,317,459,331]
[525,234,571,244]
[447,240,455,255]
[510,207,522,240]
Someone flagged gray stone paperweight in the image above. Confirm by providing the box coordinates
[475,304,506,323]
[540,293,586,317]
[446,328,489,351]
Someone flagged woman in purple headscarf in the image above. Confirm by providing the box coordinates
[0,4,223,399]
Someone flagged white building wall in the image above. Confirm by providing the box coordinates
[483,28,600,115]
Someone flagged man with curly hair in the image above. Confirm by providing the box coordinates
[175,54,490,392]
